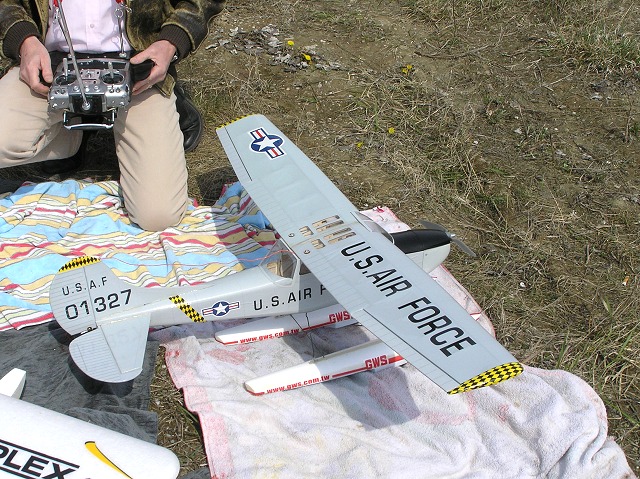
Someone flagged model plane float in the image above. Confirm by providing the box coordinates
[48,114,523,395]
[0,368,180,479]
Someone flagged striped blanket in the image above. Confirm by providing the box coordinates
[0,179,274,331]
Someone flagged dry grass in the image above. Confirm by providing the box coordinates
[180,0,640,473]
[1,0,638,475]
[149,347,208,476]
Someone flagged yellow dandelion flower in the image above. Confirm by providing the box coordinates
[302,53,312,61]
[287,40,295,47]
[356,141,364,148]
[388,127,396,134]
[401,64,414,74]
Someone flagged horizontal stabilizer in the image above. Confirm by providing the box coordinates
[70,314,150,383]
[244,339,405,395]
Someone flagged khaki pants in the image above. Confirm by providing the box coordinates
[0,67,188,231]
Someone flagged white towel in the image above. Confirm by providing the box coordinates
[151,208,634,479]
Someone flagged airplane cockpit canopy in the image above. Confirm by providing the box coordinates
[261,239,309,281]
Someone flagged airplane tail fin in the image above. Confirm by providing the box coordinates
[50,257,167,383]
[49,256,142,336]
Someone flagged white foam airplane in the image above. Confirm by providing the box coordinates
[49,114,522,395]
[0,368,180,479]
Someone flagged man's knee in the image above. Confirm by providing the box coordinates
[0,141,34,166]
[0,124,80,165]
[128,201,187,232]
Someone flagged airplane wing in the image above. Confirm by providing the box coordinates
[217,115,522,394]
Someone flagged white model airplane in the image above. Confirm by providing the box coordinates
[0,368,180,479]
[48,114,522,395]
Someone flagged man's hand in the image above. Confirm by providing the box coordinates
[19,36,53,97]
[130,40,177,95]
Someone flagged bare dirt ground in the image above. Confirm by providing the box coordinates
[1,0,638,475]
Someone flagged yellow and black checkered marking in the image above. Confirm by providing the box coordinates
[448,362,523,395]
[169,295,205,323]
[58,256,100,272]
[217,114,253,129]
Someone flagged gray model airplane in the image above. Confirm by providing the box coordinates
[49,114,522,394]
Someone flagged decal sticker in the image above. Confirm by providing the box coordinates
[86,441,132,478]
[249,128,285,158]
[169,295,205,322]
[202,301,240,317]
[448,362,524,394]
[0,438,79,478]
[58,256,100,272]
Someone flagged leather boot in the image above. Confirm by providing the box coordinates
[40,130,92,175]
[174,81,203,153]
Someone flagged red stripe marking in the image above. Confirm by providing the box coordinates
[332,366,368,378]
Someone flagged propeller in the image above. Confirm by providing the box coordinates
[419,221,477,258]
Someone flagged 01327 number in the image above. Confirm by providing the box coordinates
[65,289,132,320]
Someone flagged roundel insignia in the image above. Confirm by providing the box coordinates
[212,301,232,317]
[249,127,285,158]
[202,301,241,317]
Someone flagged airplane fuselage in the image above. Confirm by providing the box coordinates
[159,265,338,327]
[53,237,450,337]
[80,264,338,329]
